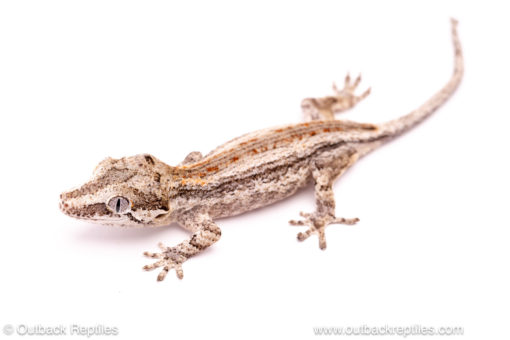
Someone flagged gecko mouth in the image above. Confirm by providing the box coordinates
[126,212,145,224]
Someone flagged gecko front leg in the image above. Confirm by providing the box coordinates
[289,147,360,249]
[143,210,221,280]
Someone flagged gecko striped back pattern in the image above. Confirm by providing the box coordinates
[60,20,463,281]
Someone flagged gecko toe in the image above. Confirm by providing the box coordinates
[143,251,162,259]
[143,259,165,271]
[157,266,169,281]
[299,211,311,218]
[158,242,169,252]
[289,219,305,226]
[297,228,313,241]
[175,265,184,279]
[318,229,327,250]
[332,217,359,225]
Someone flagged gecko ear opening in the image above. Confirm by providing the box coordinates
[107,196,131,214]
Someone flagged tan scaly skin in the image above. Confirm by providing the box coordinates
[60,20,463,281]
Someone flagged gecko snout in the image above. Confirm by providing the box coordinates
[58,193,72,216]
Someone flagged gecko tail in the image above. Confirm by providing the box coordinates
[378,18,463,138]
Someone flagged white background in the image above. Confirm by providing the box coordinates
[0,1,509,339]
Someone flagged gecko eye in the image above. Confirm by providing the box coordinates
[107,196,131,214]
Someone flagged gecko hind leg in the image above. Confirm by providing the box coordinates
[301,73,371,121]
[289,149,360,249]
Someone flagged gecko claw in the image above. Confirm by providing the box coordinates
[289,213,359,250]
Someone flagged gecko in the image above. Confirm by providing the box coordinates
[60,20,463,281]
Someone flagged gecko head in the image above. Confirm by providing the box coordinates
[59,154,172,227]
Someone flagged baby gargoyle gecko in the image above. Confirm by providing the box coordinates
[60,20,463,281]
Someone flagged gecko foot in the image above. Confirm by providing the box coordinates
[301,73,371,121]
[289,212,359,250]
[143,242,187,281]
[330,73,371,113]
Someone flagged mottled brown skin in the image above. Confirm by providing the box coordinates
[60,20,463,281]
